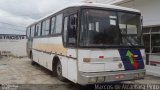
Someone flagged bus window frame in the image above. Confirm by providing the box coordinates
[55,14,63,34]
[63,16,69,47]
[45,19,50,35]
[35,24,38,37]
[68,13,78,47]
[78,7,144,49]
[26,27,31,38]
[42,19,50,36]
[31,25,35,37]
[62,12,79,48]
[35,22,42,37]
[27,7,80,39]
[51,17,56,35]
[26,6,144,49]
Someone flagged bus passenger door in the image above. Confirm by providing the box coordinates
[63,13,78,82]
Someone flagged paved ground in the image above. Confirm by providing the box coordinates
[0,57,160,90]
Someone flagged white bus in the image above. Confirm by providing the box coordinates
[26,3,146,85]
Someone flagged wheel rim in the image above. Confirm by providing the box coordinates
[57,62,62,76]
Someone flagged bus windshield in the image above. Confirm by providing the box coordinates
[80,9,143,47]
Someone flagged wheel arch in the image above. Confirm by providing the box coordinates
[52,55,60,71]
[29,50,32,59]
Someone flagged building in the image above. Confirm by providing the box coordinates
[0,34,27,57]
[0,34,26,41]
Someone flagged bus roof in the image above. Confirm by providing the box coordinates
[28,3,140,27]
[71,3,140,12]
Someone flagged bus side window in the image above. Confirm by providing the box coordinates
[35,25,38,36]
[63,17,68,46]
[42,21,45,35]
[31,25,35,37]
[36,23,41,36]
[51,17,56,34]
[27,27,30,38]
[45,19,50,35]
[68,14,77,46]
[42,19,50,36]
[55,14,63,34]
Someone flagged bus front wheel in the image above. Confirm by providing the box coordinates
[56,60,66,81]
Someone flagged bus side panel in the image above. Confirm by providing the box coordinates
[66,49,77,83]
[32,36,66,70]
[31,36,78,83]
[60,56,68,79]
[32,49,53,71]
[57,54,77,83]
[32,49,39,64]
[32,36,67,56]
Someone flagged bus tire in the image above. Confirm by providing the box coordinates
[30,52,36,66]
[31,61,36,66]
[56,60,66,82]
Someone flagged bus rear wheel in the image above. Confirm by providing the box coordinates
[56,60,66,81]
[30,53,36,66]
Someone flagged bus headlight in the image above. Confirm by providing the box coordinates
[89,77,97,83]
[83,58,91,63]
[97,76,105,82]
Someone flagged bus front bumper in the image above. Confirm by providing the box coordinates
[77,69,146,85]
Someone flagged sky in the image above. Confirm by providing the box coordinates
[0,0,122,35]
[0,0,82,35]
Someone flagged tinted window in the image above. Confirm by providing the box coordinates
[45,19,50,35]
[80,9,142,47]
[80,10,120,46]
[63,14,78,47]
[42,21,45,35]
[42,19,50,35]
[51,17,56,34]
[35,25,38,36]
[26,27,30,37]
[68,14,77,46]
[31,26,35,37]
[36,23,41,36]
[118,12,142,46]
[63,17,68,46]
[55,14,63,33]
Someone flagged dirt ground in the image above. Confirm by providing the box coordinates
[0,57,160,90]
